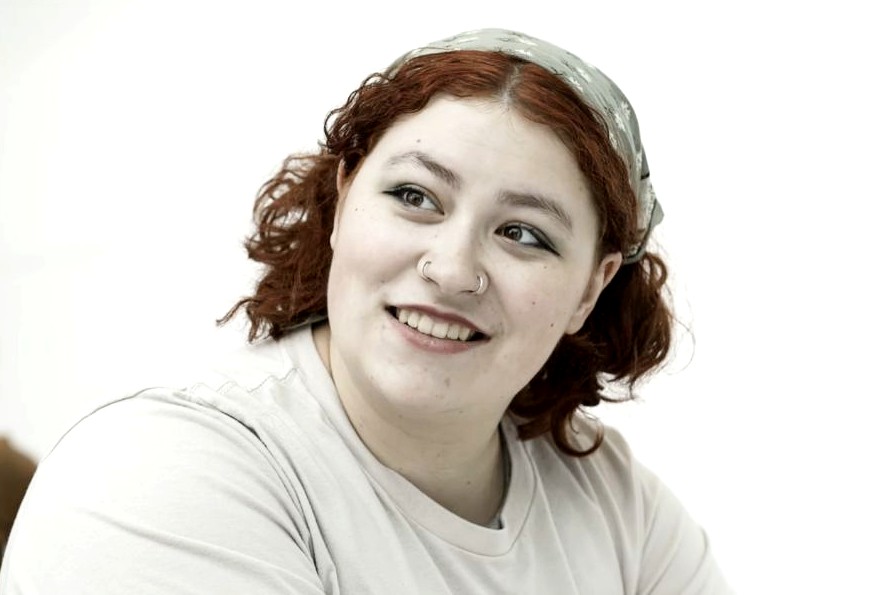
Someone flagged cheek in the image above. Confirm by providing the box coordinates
[496,302,560,375]
[504,266,584,328]
[490,281,578,393]
[328,203,412,291]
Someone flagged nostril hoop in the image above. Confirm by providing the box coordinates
[473,273,488,295]
[419,260,433,281]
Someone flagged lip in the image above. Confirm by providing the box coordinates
[389,303,487,336]
[386,304,489,355]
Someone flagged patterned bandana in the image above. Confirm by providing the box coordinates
[388,29,662,264]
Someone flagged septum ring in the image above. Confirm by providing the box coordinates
[418,260,487,295]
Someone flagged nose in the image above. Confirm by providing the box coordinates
[418,225,487,296]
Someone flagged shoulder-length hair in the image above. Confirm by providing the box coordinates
[220,51,672,456]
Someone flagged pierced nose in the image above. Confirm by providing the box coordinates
[417,258,488,295]
[470,273,488,295]
[419,260,433,282]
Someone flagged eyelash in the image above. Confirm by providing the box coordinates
[384,185,559,255]
[384,185,441,212]
[497,223,559,255]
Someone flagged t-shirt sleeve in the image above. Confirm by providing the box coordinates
[0,392,325,595]
[633,458,734,595]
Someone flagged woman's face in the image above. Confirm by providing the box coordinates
[326,95,619,427]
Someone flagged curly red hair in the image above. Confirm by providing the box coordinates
[220,51,672,456]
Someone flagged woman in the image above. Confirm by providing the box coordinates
[0,29,731,593]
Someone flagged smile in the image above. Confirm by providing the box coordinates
[390,307,484,342]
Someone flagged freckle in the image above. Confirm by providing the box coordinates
[444,377,451,387]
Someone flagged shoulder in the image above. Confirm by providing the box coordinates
[522,417,649,541]
[523,413,684,531]
[1,331,331,592]
[31,324,331,503]
[18,387,309,545]
[189,328,302,398]
[520,414,733,594]
[22,324,336,520]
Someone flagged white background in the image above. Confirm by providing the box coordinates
[1,1,889,592]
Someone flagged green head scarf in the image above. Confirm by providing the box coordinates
[388,29,662,264]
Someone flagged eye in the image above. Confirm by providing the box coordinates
[498,223,559,255]
[384,185,441,212]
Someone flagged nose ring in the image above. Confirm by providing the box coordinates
[472,274,487,295]
[417,259,488,295]
[420,260,433,281]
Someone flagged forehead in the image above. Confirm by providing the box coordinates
[363,96,593,204]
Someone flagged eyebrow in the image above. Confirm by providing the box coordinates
[385,150,574,232]
[498,191,574,232]
[385,151,462,189]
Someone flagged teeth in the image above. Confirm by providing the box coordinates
[395,308,477,342]
[431,322,449,339]
[417,315,433,335]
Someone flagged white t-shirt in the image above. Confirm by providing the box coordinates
[0,326,732,594]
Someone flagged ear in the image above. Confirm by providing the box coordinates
[565,251,623,334]
[330,160,351,248]
[336,159,349,195]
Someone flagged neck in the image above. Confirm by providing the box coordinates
[313,324,507,525]
[371,419,505,525]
